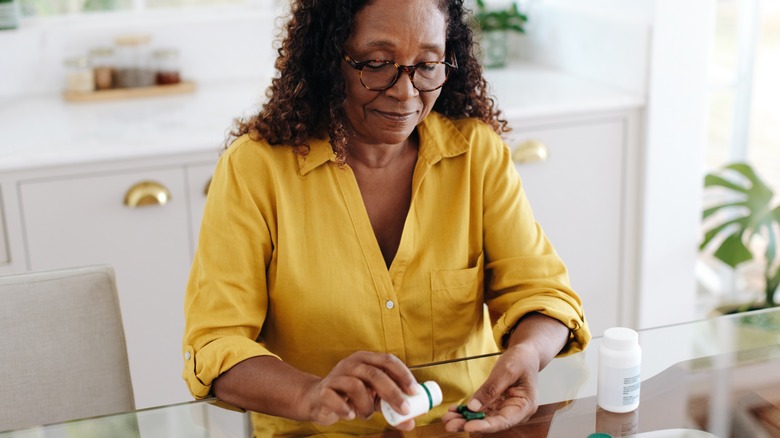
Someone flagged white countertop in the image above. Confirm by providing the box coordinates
[0,63,643,172]
[485,63,644,119]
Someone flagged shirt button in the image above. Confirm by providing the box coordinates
[184,351,191,360]
[385,300,395,310]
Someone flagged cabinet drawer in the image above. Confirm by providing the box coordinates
[508,118,625,335]
[19,168,193,408]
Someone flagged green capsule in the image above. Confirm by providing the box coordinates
[456,404,485,421]
[463,411,486,420]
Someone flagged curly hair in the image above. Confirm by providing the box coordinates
[228,0,509,164]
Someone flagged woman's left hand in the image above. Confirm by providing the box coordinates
[441,343,541,433]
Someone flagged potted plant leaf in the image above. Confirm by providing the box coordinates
[473,0,527,68]
[700,162,780,315]
[0,0,19,30]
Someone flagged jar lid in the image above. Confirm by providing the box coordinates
[152,48,179,59]
[63,56,91,68]
[115,34,152,46]
[89,46,115,57]
[602,327,639,350]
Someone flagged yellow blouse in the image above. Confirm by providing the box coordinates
[182,111,590,436]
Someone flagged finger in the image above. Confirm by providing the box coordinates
[463,417,495,432]
[393,418,416,432]
[346,360,411,415]
[469,353,524,411]
[461,404,533,433]
[468,378,508,413]
[324,376,376,419]
[442,414,468,432]
[316,389,355,425]
[462,413,516,433]
[445,403,460,413]
[376,354,417,395]
[342,352,416,393]
[441,411,462,422]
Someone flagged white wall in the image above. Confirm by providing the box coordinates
[515,0,714,328]
[637,0,715,328]
[514,0,652,95]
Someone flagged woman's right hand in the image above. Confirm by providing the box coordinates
[302,351,418,429]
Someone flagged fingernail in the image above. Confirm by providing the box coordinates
[346,410,356,420]
[400,400,411,414]
[467,399,483,411]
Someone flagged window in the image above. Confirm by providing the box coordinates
[706,0,780,183]
[699,0,780,313]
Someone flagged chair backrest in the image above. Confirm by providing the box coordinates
[0,265,135,432]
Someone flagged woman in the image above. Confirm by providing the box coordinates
[182,0,591,435]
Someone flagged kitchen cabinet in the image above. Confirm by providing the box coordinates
[3,155,216,409]
[506,110,641,336]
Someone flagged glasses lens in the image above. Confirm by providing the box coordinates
[413,62,448,91]
[360,61,449,91]
[361,62,399,90]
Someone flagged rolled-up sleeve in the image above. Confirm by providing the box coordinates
[479,132,590,356]
[182,143,280,398]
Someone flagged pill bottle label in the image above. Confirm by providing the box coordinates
[598,364,640,408]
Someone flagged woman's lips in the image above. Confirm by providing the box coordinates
[375,110,416,122]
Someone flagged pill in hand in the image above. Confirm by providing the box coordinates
[456,404,486,421]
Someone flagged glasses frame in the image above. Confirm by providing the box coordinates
[339,48,458,92]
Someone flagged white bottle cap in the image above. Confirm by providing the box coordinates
[603,327,638,350]
[420,381,443,409]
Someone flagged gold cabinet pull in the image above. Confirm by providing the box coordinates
[123,181,171,208]
[512,139,549,164]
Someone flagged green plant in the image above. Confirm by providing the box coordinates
[700,162,780,309]
[474,0,527,33]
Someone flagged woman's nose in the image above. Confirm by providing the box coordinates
[385,68,418,100]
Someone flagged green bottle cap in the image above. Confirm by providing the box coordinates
[587,434,613,438]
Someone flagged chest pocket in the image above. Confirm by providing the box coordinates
[429,252,484,357]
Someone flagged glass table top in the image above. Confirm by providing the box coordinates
[2,308,779,437]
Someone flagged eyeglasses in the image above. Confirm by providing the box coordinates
[340,48,458,92]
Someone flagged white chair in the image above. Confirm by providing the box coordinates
[0,265,135,432]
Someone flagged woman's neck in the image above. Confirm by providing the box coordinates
[347,133,419,170]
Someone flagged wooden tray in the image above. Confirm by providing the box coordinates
[63,81,196,102]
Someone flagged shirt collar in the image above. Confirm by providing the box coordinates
[416,111,471,166]
[297,137,337,176]
[296,111,471,175]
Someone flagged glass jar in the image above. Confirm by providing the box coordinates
[63,56,95,93]
[152,48,181,85]
[114,34,155,88]
[89,46,116,90]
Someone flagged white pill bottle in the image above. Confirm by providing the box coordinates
[597,327,642,413]
[380,381,443,426]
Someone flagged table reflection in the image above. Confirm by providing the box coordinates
[1,308,778,437]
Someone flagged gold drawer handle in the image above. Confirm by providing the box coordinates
[123,181,171,208]
[512,140,549,164]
